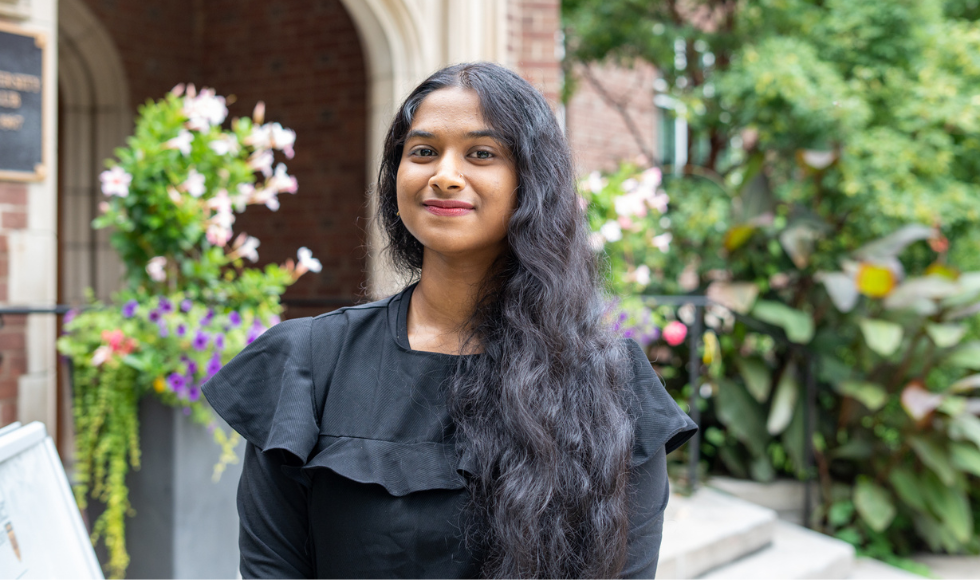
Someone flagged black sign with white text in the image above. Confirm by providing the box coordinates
[0,25,44,180]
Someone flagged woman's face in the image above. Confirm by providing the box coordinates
[396,87,518,264]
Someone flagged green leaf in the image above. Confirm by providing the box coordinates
[945,341,980,370]
[919,471,973,544]
[749,453,775,482]
[859,318,904,357]
[706,281,759,314]
[767,364,799,435]
[950,373,980,393]
[950,413,980,449]
[888,467,926,512]
[751,301,814,344]
[949,442,980,478]
[854,478,896,533]
[735,357,772,402]
[909,437,957,486]
[925,323,967,349]
[815,271,859,313]
[836,380,887,412]
[853,224,934,261]
[715,379,770,457]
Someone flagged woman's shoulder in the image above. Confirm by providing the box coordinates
[622,338,698,465]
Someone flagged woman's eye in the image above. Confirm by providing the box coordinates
[414,147,437,157]
[472,150,493,160]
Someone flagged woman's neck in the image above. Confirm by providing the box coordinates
[407,248,497,355]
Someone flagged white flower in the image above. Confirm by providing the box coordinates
[653,232,673,252]
[648,192,669,214]
[267,163,298,194]
[183,88,227,131]
[91,345,111,366]
[207,188,233,215]
[235,235,260,262]
[614,192,648,218]
[233,183,254,212]
[269,123,296,159]
[248,149,274,177]
[250,186,280,211]
[621,178,638,193]
[209,133,240,156]
[246,124,273,149]
[586,171,605,194]
[589,232,606,251]
[633,265,651,286]
[640,167,662,190]
[100,166,132,198]
[297,247,322,273]
[182,169,206,198]
[164,129,194,156]
[206,223,233,247]
[599,221,623,243]
[146,256,167,282]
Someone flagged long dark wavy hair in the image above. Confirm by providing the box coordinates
[378,62,635,578]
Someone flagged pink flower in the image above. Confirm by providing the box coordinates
[248,149,274,177]
[653,232,672,253]
[100,166,132,198]
[209,133,240,156]
[234,235,260,262]
[663,321,688,346]
[270,123,296,159]
[297,247,322,273]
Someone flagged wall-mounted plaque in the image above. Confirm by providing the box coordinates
[0,21,46,182]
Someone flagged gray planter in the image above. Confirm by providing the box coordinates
[122,396,246,578]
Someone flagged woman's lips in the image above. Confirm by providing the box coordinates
[423,199,474,217]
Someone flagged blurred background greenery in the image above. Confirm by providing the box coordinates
[563,0,980,564]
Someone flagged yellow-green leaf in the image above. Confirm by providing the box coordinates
[854,478,896,533]
[925,323,966,348]
[837,380,888,412]
[946,342,980,370]
[909,437,956,486]
[735,357,772,403]
[859,318,903,357]
[950,442,980,478]
[767,363,798,435]
[752,301,814,344]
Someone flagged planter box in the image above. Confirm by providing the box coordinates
[100,396,246,579]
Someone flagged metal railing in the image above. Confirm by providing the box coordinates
[640,295,818,528]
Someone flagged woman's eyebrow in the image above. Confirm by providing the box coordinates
[405,129,436,140]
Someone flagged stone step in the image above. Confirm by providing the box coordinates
[657,487,777,579]
[699,521,854,579]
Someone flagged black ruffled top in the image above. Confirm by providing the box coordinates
[202,285,697,579]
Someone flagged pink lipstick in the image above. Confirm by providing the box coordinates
[423,199,474,217]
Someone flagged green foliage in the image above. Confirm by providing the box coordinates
[567,0,980,557]
[57,85,318,578]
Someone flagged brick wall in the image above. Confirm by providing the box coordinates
[511,0,562,106]
[0,182,28,424]
[566,60,660,175]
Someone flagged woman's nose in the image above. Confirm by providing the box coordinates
[429,158,465,192]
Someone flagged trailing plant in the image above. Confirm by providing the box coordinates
[57,85,321,578]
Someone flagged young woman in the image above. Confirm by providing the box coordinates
[203,62,696,579]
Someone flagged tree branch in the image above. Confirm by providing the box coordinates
[580,63,661,169]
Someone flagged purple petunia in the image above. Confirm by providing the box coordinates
[180,299,193,313]
[205,353,222,381]
[624,329,635,339]
[159,297,174,314]
[185,360,198,375]
[148,309,162,323]
[167,372,187,395]
[228,311,242,327]
[192,330,209,351]
[122,300,138,318]
[63,308,78,325]
[176,324,187,337]
[213,333,225,351]
[246,322,266,345]
[158,321,169,337]
[200,309,215,326]
[187,385,201,402]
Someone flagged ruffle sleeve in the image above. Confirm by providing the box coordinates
[626,339,698,466]
[202,318,318,463]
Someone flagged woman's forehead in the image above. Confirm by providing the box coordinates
[409,87,489,136]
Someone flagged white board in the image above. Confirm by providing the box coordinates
[0,422,102,579]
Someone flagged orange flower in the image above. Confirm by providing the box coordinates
[153,377,166,393]
[855,264,896,298]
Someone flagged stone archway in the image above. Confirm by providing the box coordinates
[57,0,130,304]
